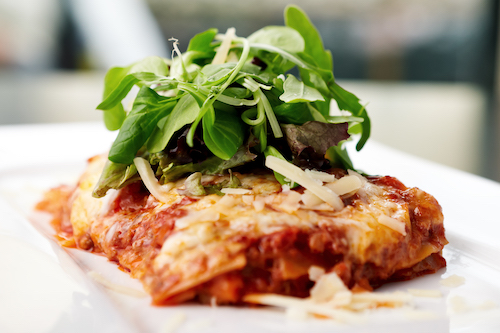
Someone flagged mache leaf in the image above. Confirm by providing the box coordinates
[108,86,176,164]
[147,93,201,153]
[202,107,245,160]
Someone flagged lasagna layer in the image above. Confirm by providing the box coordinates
[38,155,447,304]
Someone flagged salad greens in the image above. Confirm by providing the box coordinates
[92,5,370,198]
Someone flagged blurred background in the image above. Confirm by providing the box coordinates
[1,0,499,181]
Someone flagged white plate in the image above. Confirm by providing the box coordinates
[1,122,500,333]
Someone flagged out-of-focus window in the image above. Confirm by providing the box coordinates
[146,0,496,86]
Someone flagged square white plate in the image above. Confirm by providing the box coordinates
[1,122,499,333]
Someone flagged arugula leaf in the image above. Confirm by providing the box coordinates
[279,74,325,103]
[285,5,332,71]
[128,56,169,75]
[329,83,370,150]
[108,86,176,164]
[186,37,251,147]
[273,102,314,124]
[200,63,261,86]
[187,28,218,53]
[100,67,129,130]
[98,56,169,130]
[97,72,172,111]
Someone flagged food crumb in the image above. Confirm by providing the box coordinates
[285,307,310,321]
[447,295,468,314]
[440,274,466,288]
[162,312,187,333]
[407,288,442,298]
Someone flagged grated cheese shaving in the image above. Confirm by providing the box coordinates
[212,27,236,65]
[162,312,187,333]
[243,294,360,323]
[377,214,407,235]
[304,169,337,182]
[134,157,173,203]
[252,197,265,211]
[175,210,220,228]
[87,271,148,298]
[350,291,413,305]
[220,188,253,195]
[241,195,254,205]
[325,175,362,196]
[301,189,324,207]
[277,190,302,213]
[285,307,310,321]
[347,169,367,185]
[244,270,416,322]
[308,265,325,282]
[440,274,466,288]
[265,156,343,210]
[310,272,348,303]
[407,288,442,298]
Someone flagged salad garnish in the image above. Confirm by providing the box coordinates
[93,5,370,198]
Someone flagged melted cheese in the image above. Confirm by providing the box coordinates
[63,154,444,303]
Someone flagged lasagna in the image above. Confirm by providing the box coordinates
[37,154,447,305]
[36,5,447,312]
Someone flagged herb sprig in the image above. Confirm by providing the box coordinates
[92,5,370,198]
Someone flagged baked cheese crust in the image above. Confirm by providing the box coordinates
[38,154,447,304]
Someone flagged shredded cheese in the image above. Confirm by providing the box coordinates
[174,210,220,229]
[243,294,360,323]
[440,274,466,288]
[277,190,302,213]
[304,169,337,182]
[407,288,442,298]
[310,272,348,303]
[244,269,416,322]
[351,291,412,305]
[133,157,173,203]
[87,271,148,298]
[212,27,236,65]
[377,214,407,236]
[347,169,367,185]
[308,265,325,282]
[162,312,187,333]
[301,189,324,207]
[265,156,343,210]
[220,188,253,195]
[325,175,362,196]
